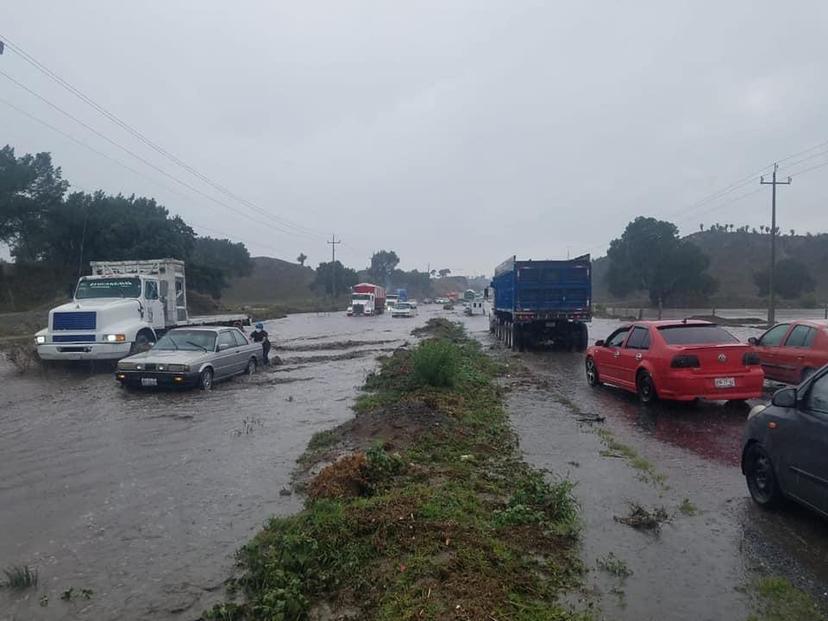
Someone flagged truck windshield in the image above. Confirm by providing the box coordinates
[154,331,217,352]
[76,277,141,299]
[352,294,372,301]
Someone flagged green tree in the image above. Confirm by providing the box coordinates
[438,268,451,278]
[312,260,359,296]
[0,146,69,261]
[367,250,399,286]
[606,216,718,305]
[189,236,252,298]
[296,252,307,267]
[753,258,815,299]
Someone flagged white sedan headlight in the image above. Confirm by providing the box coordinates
[118,361,137,370]
[166,364,190,372]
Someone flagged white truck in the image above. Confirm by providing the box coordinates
[35,259,249,361]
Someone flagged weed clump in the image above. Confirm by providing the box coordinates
[614,503,669,531]
[411,339,459,388]
[597,552,633,578]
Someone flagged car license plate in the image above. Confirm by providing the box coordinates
[141,377,158,387]
[715,377,735,389]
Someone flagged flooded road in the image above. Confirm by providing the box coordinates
[0,309,442,620]
[504,318,828,620]
[2,310,826,620]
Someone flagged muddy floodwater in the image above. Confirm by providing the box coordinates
[2,311,827,620]
[0,309,452,620]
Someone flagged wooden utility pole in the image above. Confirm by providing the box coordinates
[327,234,341,298]
[760,164,791,326]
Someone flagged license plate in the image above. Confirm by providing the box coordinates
[715,377,735,389]
[141,377,158,387]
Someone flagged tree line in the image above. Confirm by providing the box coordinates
[0,145,252,305]
[606,216,817,306]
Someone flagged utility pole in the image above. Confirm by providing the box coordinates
[327,234,341,299]
[760,163,791,326]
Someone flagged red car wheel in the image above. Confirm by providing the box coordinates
[636,370,657,404]
[585,357,601,387]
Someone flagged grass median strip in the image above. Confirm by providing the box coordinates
[206,319,587,620]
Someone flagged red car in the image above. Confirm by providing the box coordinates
[749,320,828,385]
[585,320,764,403]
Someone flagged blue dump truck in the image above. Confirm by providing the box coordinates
[489,255,592,351]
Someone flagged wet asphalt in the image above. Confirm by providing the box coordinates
[502,318,828,620]
[1,310,826,620]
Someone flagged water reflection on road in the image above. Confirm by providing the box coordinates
[509,318,828,619]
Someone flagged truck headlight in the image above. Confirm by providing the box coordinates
[35,335,46,345]
[166,364,190,372]
[104,334,127,342]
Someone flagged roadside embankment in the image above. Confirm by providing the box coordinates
[205,318,586,620]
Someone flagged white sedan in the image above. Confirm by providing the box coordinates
[391,302,418,318]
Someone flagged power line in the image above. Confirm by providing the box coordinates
[0,32,324,240]
[0,68,322,240]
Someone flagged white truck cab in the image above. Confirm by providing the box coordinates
[35,259,246,361]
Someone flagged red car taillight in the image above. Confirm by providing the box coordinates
[671,354,700,368]
[743,352,761,365]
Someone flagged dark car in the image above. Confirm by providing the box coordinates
[749,320,828,384]
[741,368,828,518]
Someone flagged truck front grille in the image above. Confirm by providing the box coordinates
[53,312,97,331]
[52,334,96,343]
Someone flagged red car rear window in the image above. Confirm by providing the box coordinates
[657,325,739,345]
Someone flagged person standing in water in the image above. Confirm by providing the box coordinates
[250,322,271,365]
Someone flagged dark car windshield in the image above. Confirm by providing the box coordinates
[154,330,217,352]
[76,277,141,299]
[658,325,739,345]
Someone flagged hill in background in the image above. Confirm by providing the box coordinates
[592,230,828,307]
[222,256,315,306]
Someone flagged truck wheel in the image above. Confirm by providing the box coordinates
[199,368,214,390]
[130,331,154,355]
[576,324,588,352]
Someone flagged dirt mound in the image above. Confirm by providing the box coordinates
[342,399,452,452]
[411,318,465,341]
[308,452,370,500]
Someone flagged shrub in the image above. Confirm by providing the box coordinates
[411,339,459,388]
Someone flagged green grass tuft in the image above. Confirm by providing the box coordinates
[749,576,826,621]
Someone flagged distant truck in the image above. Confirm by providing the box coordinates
[347,283,386,316]
[35,259,249,361]
[489,255,591,351]
[395,288,408,302]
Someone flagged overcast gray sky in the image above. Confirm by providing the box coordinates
[2,1,828,274]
